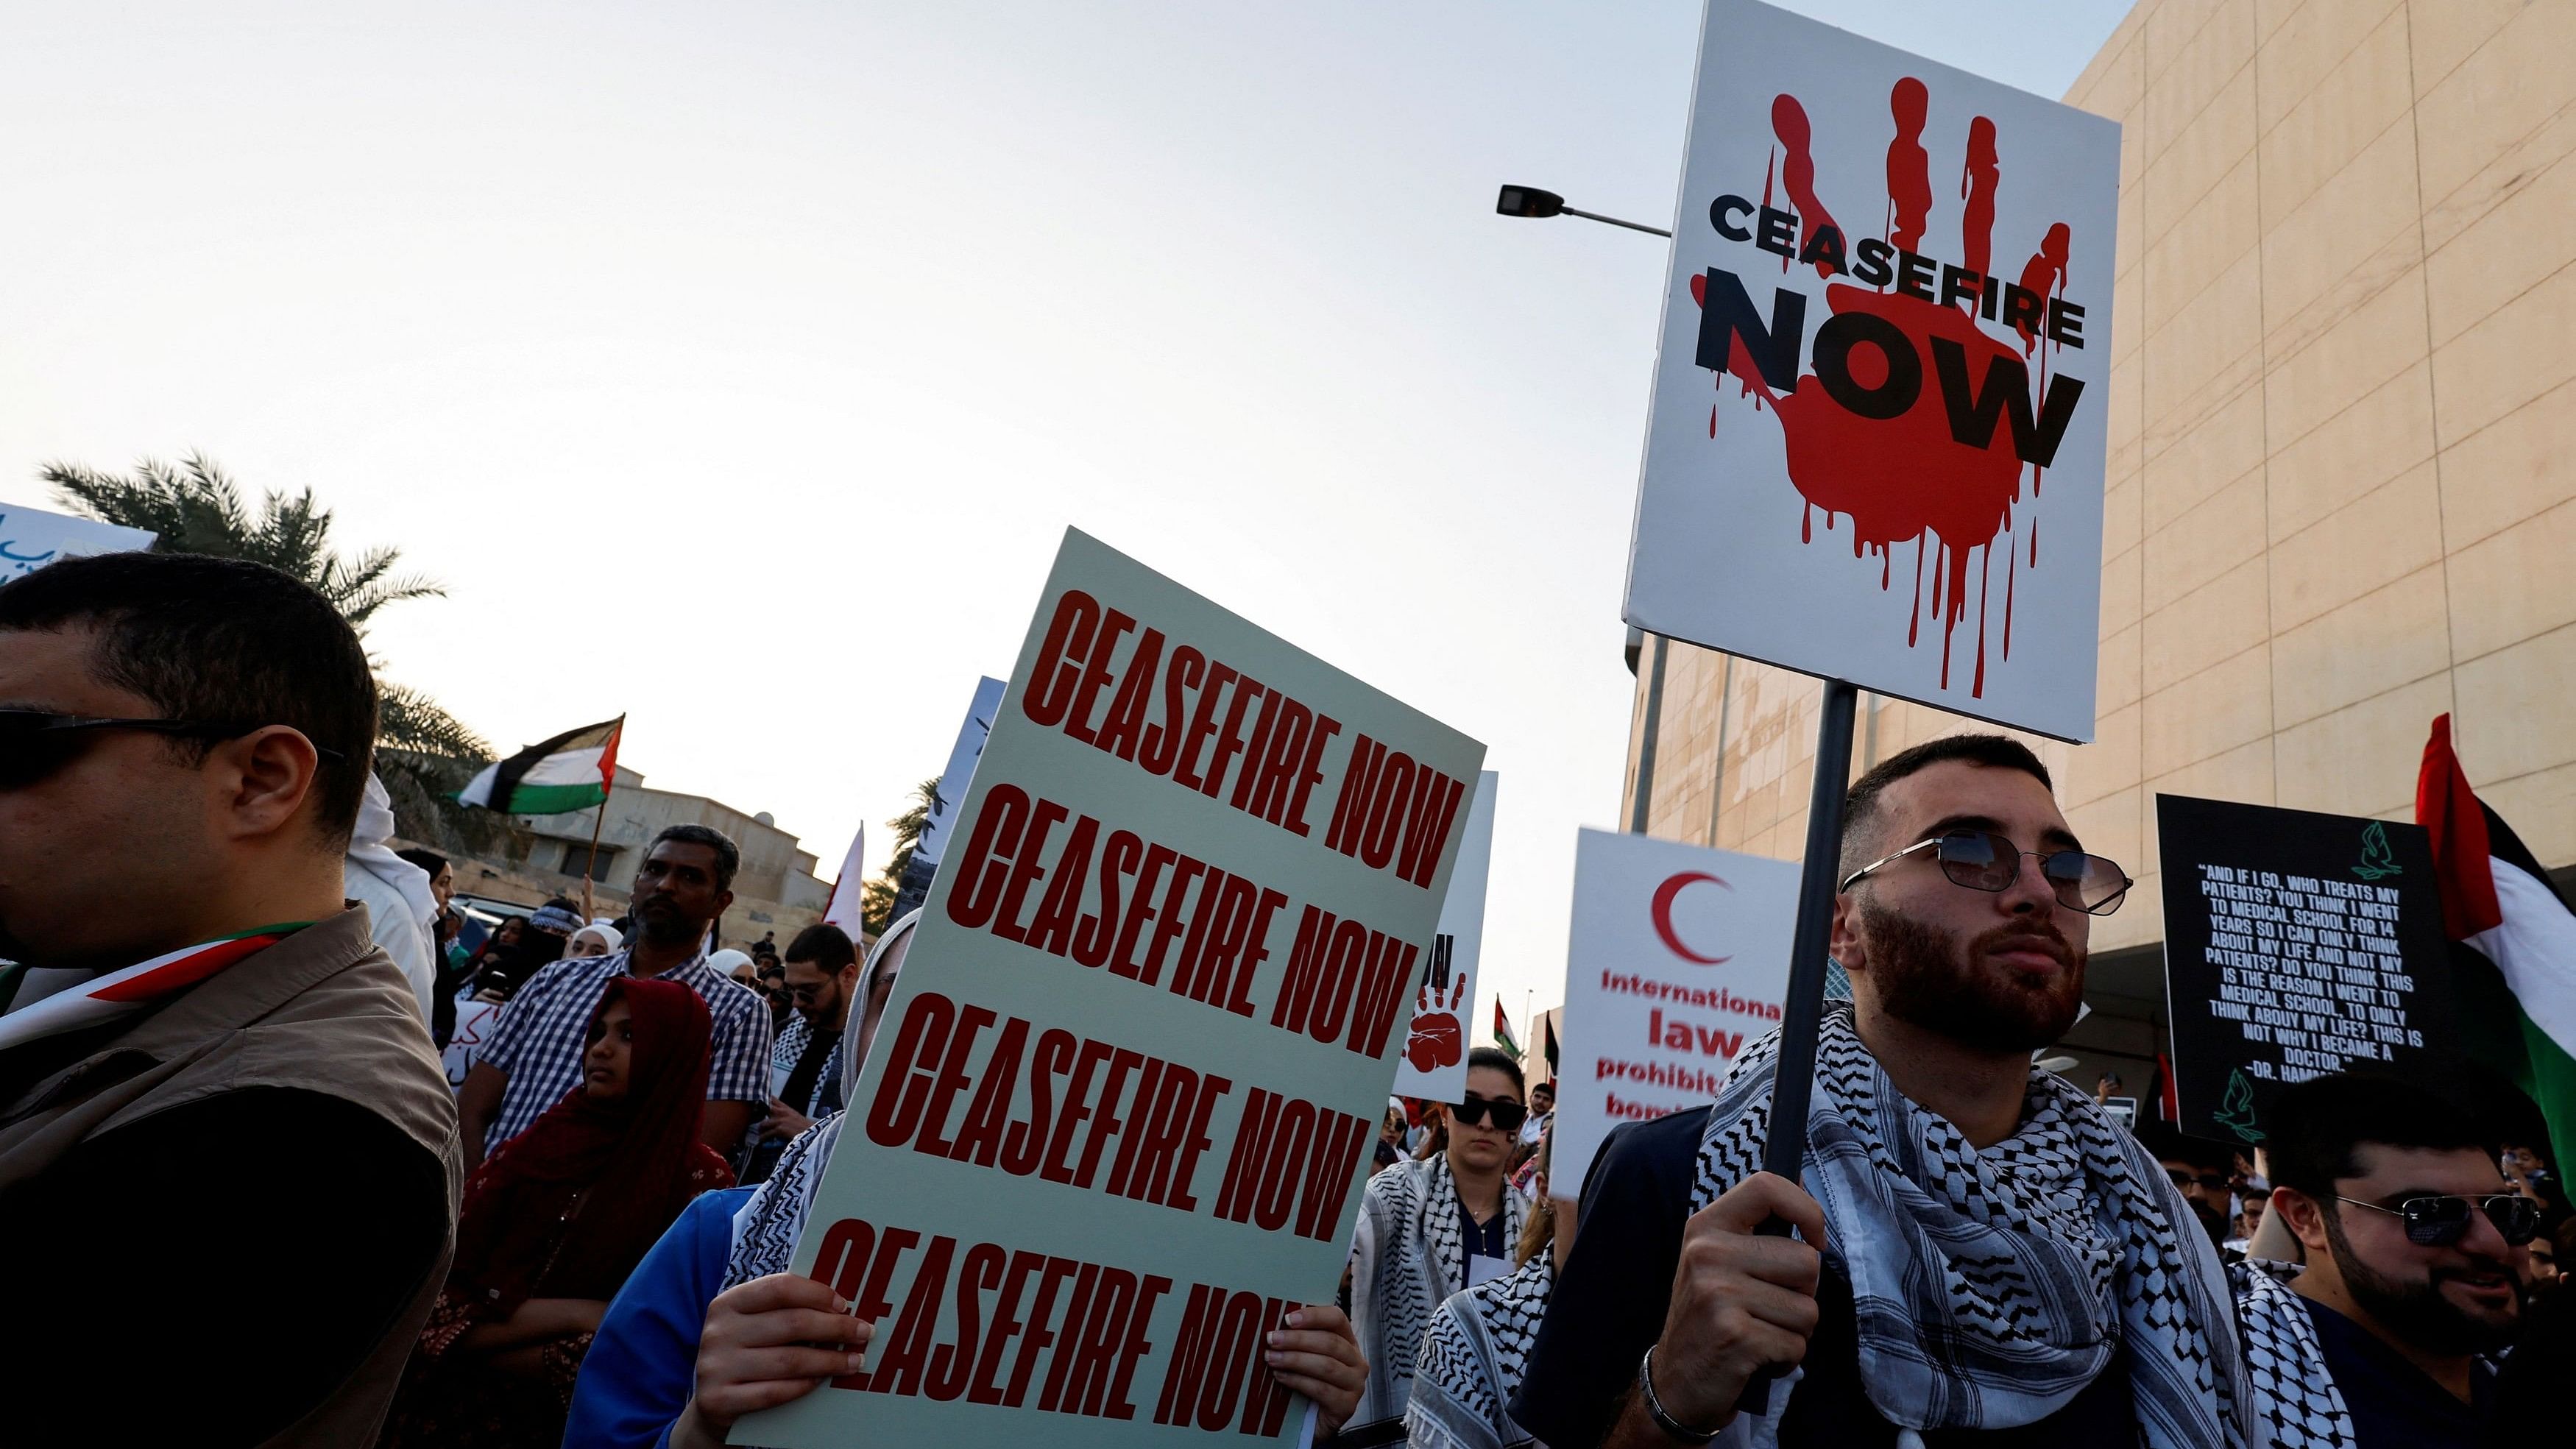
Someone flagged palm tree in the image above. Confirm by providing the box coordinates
[861,776,945,938]
[42,452,507,851]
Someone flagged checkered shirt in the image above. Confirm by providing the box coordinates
[473,943,774,1154]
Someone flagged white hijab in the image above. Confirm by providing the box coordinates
[725,910,921,1286]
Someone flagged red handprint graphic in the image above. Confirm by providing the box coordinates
[1691,78,2083,699]
[1405,968,1467,1074]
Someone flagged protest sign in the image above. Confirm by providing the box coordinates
[2156,793,2459,1146]
[1552,829,1797,1199]
[891,676,1008,919]
[0,500,155,582]
[1393,770,1497,1101]
[739,529,1484,1448]
[1623,0,2119,742]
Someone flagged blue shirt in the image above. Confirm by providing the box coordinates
[565,1187,754,1449]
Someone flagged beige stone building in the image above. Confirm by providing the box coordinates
[1620,0,2576,1083]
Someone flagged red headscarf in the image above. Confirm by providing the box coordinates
[447,976,734,1318]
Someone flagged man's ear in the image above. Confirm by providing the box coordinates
[211,726,326,846]
[2273,1188,2335,1254]
[1830,890,1866,975]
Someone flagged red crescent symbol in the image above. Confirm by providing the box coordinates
[1651,871,1733,965]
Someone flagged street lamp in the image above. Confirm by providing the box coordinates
[1494,184,1671,238]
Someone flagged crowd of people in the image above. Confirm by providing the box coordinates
[1,551,2569,1449]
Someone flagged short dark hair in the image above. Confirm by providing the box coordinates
[2265,1070,2499,1202]
[785,922,858,971]
[1839,732,2053,876]
[651,823,740,891]
[0,552,378,842]
[395,846,447,878]
[1467,1046,1526,1096]
[2136,1122,2233,1175]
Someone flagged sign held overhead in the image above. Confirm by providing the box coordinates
[1624,0,2120,741]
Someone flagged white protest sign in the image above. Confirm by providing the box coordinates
[0,500,155,583]
[1624,0,2120,741]
[891,675,1009,919]
[1394,770,1497,1101]
[741,529,1484,1448]
[1553,829,1797,1197]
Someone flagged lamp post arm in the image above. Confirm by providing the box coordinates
[1558,206,1671,238]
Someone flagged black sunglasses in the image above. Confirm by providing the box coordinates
[2336,1193,2543,1247]
[2167,1168,2231,1194]
[1840,829,2133,915]
[1449,1093,1526,1133]
[0,710,347,790]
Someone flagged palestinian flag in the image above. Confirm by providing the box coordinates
[1493,999,1521,1062]
[2417,713,2576,1171]
[459,716,623,815]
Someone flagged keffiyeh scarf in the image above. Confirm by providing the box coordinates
[726,1109,846,1288]
[2229,1258,2355,1448]
[1404,1250,1554,1449]
[1347,1153,1529,1434]
[1691,1007,2248,1447]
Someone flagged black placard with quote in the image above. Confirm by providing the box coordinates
[2155,793,2458,1147]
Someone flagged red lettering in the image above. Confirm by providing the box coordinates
[1022,591,1100,727]
[868,1233,956,1396]
[989,797,1069,943]
[924,1241,1004,1403]
[945,784,1030,929]
[1136,645,1204,777]
[1061,607,1136,745]
[1091,626,1162,762]
[864,991,955,1147]
[1172,662,1240,791]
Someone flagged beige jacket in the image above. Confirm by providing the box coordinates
[0,907,464,1447]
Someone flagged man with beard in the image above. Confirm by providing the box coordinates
[456,826,773,1169]
[739,922,860,1183]
[2142,1122,2242,1253]
[2237,1071,2536,1446]
[1512,734,2246,1448]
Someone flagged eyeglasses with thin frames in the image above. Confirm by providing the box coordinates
[1839,829,2133,915]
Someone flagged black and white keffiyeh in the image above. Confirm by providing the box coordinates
[726,1109,846,1288]
[1347,1152,1529,1434]
[1405,1250,1554,1449]
[2228,1258,2354,1448]
[1690,1006,2249,1447]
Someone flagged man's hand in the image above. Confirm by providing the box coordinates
[670,1274,871,1449]
[761,1097,814,1143]
[1623,1172,1825,1441]
[1265,1303,1366,1434]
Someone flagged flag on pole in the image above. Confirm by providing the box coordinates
[1492,999,1521,1062]
[458,717,624,815]
[1543,1013,1560,1076]
[821,823,868,939]
[2418,713,2576,1171]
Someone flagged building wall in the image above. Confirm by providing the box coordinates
[1626,0,2576,966]
[447,762,833,944]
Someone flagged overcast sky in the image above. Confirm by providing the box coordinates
[0,0,2133,1039]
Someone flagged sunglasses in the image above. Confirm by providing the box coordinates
[0,710,347,790]
[2335,1193,2543,1247]
[1448,1093,1526,1133]
[2167,1168,2231,1194]
[1840,829,2133,915]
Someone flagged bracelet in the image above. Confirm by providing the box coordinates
[1638,1345,1724,1444]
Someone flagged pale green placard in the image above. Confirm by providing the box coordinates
[737,528,1485,1447]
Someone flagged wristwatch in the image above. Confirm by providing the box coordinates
[1638,1345,1724,1444]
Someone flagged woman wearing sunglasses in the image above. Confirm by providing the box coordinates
[1343,1046,1529,1444]
[2237,1070,2538,1448]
